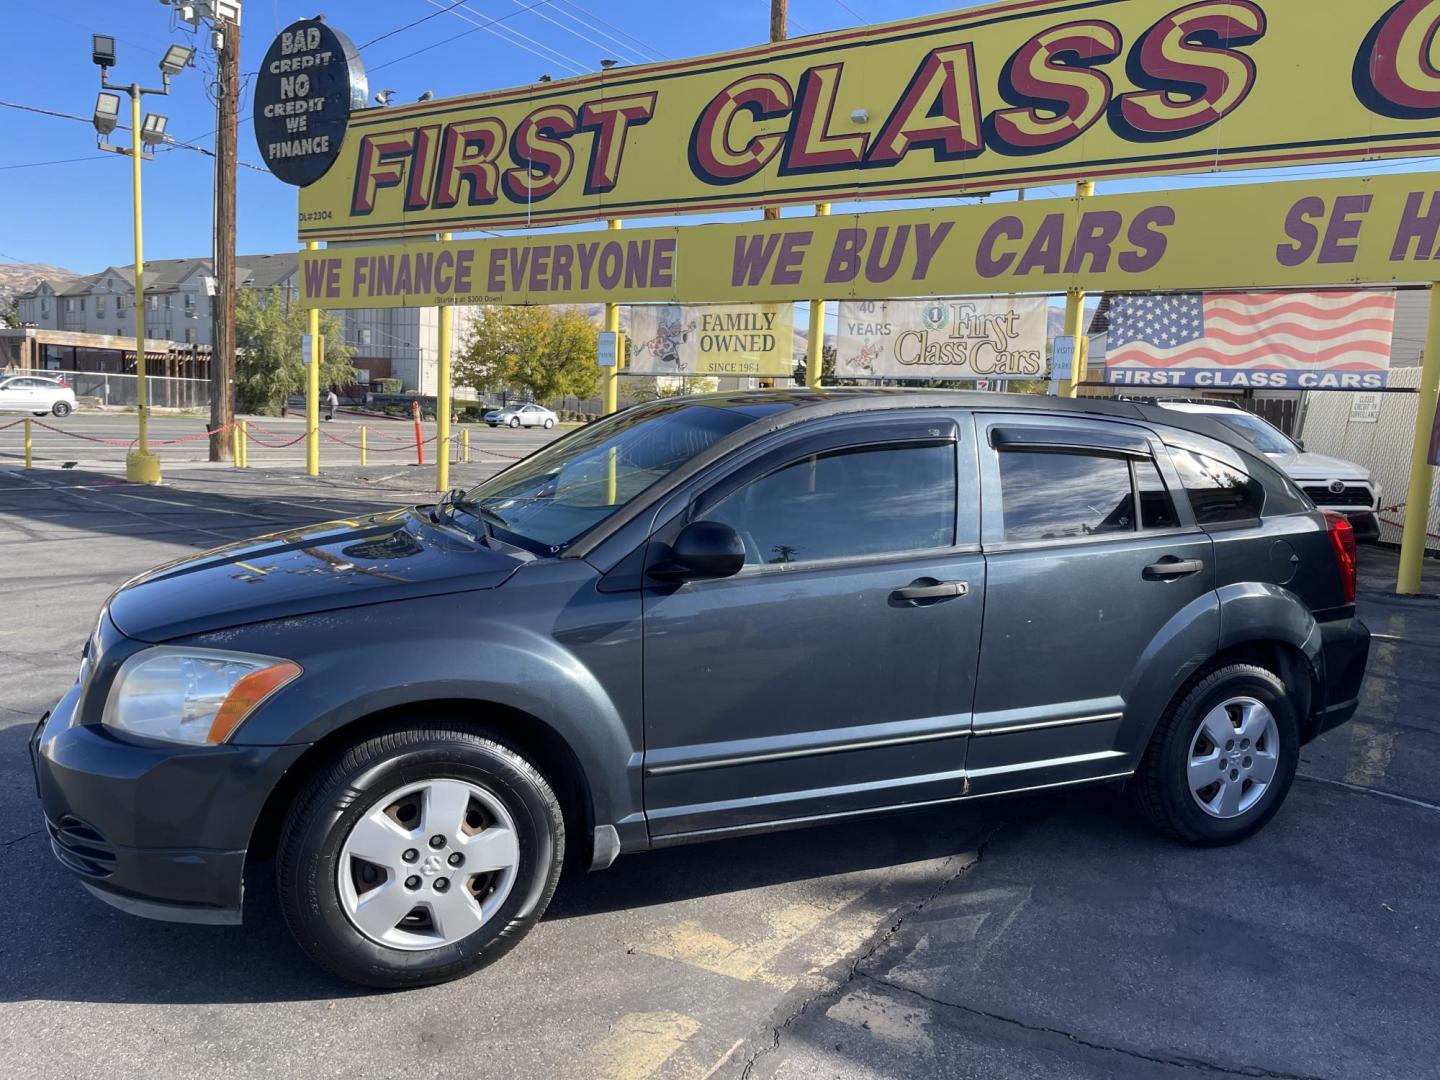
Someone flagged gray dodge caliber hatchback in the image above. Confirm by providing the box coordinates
[32,390,1370,987]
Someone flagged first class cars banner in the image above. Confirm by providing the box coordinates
[299,172,1440,309]
[835,298,1048,380]
[298,0,1440,240]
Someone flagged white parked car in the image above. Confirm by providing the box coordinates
[485,403,557,429]
[1159,401,1381,541]
[0,374,77,418]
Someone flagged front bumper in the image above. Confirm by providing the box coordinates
[31,683,306,924]
[1309,615,1371,740]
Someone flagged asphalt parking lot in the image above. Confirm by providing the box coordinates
[1,427,1438,1080]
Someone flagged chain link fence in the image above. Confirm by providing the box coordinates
[13,369,211,411]
[1298,367,1439,552]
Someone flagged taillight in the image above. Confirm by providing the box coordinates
[1324,512,1357,604]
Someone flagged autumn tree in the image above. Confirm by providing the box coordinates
[234,288,355,414]
[455,306,599,404]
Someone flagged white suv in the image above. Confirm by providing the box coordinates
[0,374,78,418]
[1159,401,1380,541]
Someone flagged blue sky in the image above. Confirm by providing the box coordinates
[1,0,1436,274]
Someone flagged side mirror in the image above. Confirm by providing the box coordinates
[651,520,745,581]
[1294,438,1306,452]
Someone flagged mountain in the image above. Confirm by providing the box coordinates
[0,262,80,304]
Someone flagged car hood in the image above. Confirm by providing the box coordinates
[107,509,524,642]
[1266,451,1372,483]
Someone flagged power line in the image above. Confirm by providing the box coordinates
[0,155,110,172]
[368,0,564,73]
[496,0,652,67]
[0,98,265,171]
[358,1,469,50]
[551,0,667,61]
[831,0,867,23]
[420,0,588,77]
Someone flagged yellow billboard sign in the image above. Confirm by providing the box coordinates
[300,171,1440,308]
[298,0,1440,241]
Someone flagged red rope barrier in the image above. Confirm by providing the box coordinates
[1377,503,1440,541]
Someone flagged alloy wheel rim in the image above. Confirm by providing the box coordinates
[1187,696,1280,820]
[337,778,520,951]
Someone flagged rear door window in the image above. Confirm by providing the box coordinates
[1168,447,1264,525]
[997,448,1180,542]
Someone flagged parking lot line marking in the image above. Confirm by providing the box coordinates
[1297,773,1440,814]
[695,1038,745,1080]
[1344,723,1396,789]
[576,1011,702,1080]
[632,886,868,987]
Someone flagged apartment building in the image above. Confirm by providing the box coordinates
[17,252,474,396]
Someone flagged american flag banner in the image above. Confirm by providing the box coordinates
[1104,291,1395,391]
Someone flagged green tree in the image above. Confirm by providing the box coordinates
[234,289,355,414]
[456,305,599,404]
[0,298,20,329]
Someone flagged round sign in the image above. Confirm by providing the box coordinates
[253,19,367,187]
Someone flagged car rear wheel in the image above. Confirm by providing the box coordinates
[52,401,72,418]
[276,724,564,988]
[1133,664,1299,846]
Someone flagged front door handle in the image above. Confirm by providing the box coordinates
[1144,557,1205,580]
[890,578,970,606]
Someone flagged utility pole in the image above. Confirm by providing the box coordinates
[210,10,239,461]
[764,0,785,222]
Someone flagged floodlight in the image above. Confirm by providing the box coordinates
[92,34,117,68]
[159,43,195,77]
[140,112,169,146]
[93,92,122,136]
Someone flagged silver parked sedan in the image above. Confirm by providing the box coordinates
[485,403,557,429]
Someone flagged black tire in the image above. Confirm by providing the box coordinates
[509,417,521,428]
[1134,664,1299,846]
[543,418,554,429]
[276,724,564,989]
[32,411,47,417]
[52,401,72,418]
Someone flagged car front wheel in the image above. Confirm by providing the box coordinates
[543,418,554,429]
[509,417,521,428]
[1133,664,1299,846]
[277,723,564,988]
[52,401,73,418]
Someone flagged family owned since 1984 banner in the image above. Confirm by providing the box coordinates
[627,304,795,377]
[835,298,1048,381]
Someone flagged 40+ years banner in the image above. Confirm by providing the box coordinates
[296,0,1440,240]
[836,299,1048,381]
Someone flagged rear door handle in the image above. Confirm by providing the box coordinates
[890,578,969,606]
[1144,558,1205,580]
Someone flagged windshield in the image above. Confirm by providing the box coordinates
[1211,411,1297,455]
[461,401,766,552]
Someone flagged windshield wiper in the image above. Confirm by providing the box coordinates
[429,489,489,542]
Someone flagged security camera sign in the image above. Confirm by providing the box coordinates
[254,20,368,187]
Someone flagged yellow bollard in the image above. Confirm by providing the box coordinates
[23,417,32,469]
[231,423,240,467]
[360,425,367,466]
[238,419,249,469]
[462,427,470,464]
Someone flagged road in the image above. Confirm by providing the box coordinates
[0,409,560,478]
[0,457,1437,1080]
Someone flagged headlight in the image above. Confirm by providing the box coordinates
[102,647,301,746]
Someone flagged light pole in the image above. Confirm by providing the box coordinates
[92,35,195,484]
